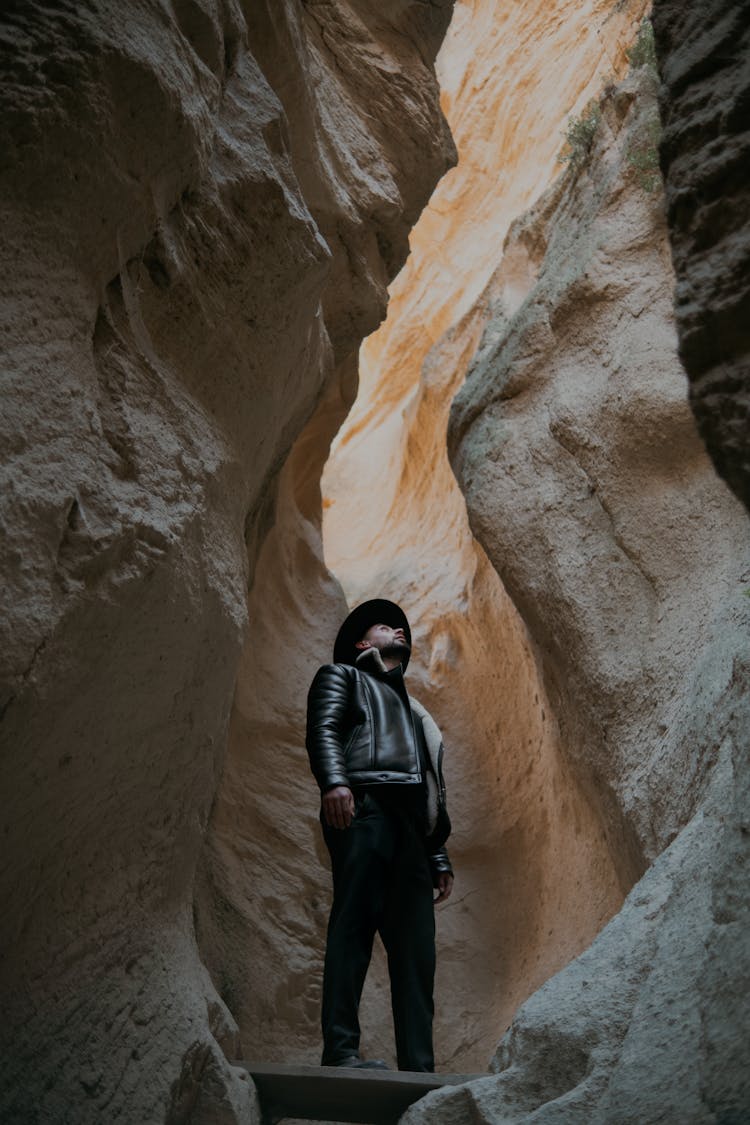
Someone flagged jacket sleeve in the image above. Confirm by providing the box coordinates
[306,663,354,793]
[428,846,453,886]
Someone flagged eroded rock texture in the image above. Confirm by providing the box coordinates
[194,359,356,1068]
[652,0,750,511]
[0,2,454,1121]
[318,0,649,1072]
[4,0,749,1119]
[427,66,750,1123]
[202,0,648,1073]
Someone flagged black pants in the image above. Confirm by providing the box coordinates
[320,788,436,1072]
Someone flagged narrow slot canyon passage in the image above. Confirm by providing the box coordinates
[197,0,660,1073]
[197,0,750,1095]
[317,0,645,1068]
[320,492,627,1070]
[3,0,749,1120]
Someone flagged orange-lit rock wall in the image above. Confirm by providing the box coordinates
[199,0,651,1074]
[203,0,661,1078]
[326,0,650,522]
[403,20,750,1125]
[320,0,651,1069]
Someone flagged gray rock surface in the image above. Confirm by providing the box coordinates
[403,721,749,1122]
[194,367,354,1070]
[450,68,750,873]
[433,67,750,1122]
[652,0,750,510]
[0,2,453,1121]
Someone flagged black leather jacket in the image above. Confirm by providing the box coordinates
[306,651,452,880]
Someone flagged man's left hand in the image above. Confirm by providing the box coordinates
[434,873,454,905]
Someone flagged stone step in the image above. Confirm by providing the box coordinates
[241,1061,485,1125]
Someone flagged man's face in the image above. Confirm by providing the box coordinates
[356,622,411,661]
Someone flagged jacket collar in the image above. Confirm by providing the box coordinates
[354,647,405,679]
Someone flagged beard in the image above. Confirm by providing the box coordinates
[380,639,411,661]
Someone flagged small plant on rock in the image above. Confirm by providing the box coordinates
[626,17,657,72]
[626,106,662,192]
[557,98,602,169]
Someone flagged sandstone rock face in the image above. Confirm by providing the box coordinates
[424,66,750,1123]
[450,64,750,871]
[195,365,355,1069]
[197,0,647,1075]
[4,0,749,1119]
[317,0,649,1073]
[652,0,750,511]
[0,2,453,1121]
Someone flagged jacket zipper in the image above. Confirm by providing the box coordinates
[355,669,375,769]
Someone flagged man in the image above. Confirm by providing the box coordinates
[305,598,453,1073]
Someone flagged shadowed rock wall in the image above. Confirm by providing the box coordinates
[0,2,454,1121]
[652,0,750,511]
[195,357,355,1069]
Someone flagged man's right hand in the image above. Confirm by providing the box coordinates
[322,786,355,829]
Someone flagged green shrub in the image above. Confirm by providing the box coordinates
[625,107,662,192]
[557,99,602,168]
[627,18,657,72]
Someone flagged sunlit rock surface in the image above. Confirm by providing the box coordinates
[0,2,453,1121]
[449,63,750,868]
[418,67,749,1125]
[320,0,648,1072]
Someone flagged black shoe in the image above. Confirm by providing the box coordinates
[325,1055,390,1070]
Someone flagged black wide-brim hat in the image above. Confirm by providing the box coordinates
[333,598,412,670]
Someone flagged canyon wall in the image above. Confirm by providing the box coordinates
[205,0,650,1074]
[406,38,750,1125]
[652,0,750,511]
[0,2,454,1121]
[3,0,749,1121]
